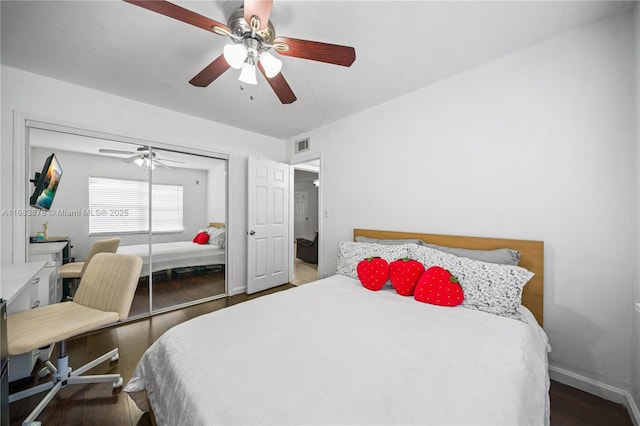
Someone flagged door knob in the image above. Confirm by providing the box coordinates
[249,230,256,236]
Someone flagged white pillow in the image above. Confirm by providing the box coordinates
[336,241,410,279]
[408,244,534,321]
[207,227,226,248]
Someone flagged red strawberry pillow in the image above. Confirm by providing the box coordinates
[193,231,210,245]
[356,257,389,291]
[414,266,464,306]
[389,258,425,296]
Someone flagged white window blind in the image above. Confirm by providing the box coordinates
[88,176,184,234]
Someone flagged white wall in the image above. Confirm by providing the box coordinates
[290,11,637,401]
[1,66,286,295]
[207,161,227,224]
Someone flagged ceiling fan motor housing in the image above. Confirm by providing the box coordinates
[228,8,275,46]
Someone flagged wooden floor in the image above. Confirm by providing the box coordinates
[128,267,225,318]
[9,283,634,425]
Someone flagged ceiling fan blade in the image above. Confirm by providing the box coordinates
[122,155,140,164]
[153,159,172,169]
[257,62,296,104]
[123,0,230,35]
[156,158,186,164]
[274,37,356,67]
[99,148,135,155]
[244,0,273,31]
[189,54,231,87]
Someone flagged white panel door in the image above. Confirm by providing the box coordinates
[294,191,309,239]
[247,157,290,294]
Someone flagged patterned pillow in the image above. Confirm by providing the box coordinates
[408,244,534,321]
[207,227,226,248]
[336,241,410,279]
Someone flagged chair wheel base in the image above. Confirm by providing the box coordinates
[113,377,124,388]
[37,367,51,378]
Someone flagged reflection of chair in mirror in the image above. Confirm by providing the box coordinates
[8,253,143,426]
[296,232,318,264]
[59,237,120,297]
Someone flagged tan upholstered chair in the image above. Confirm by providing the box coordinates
[59,237,121,280]
[8,253,143,426]
[59,237,120,298]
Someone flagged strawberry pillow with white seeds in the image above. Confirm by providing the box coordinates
[356,257,389,291]
[414,266,464,307]
[389,258,425,296]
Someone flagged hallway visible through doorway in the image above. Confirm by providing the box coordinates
[291,258,318,285]
[291,158,320,285]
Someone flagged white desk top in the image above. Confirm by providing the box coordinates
[1,262,47,304]
[29,241,67,255]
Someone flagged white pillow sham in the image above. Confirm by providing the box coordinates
[207,227,226,248]
[408,244,534,321]
[336,241,410,279]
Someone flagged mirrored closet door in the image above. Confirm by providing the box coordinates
[26,125,228,320]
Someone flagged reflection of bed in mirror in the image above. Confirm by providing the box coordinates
[117,223,226,277]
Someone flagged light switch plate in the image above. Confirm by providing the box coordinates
[636,302,640,313]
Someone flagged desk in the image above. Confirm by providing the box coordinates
[1,262,48,382]
[29,241,67,304]
[2,262,47,311]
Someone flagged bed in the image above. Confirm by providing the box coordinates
[117,241,225,277]
[125,229,549,425]
[117,223,226,277]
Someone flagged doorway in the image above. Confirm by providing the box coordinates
[290,158,320,285]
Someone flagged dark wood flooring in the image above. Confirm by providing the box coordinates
[9,283,635,425]
[128,267,225,318]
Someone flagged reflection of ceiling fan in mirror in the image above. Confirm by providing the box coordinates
[99,147,185,169]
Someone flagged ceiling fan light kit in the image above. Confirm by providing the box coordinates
[223,43,248,69]
[124,0,356,104]
[258,52,282,78]
[239,58,258,85]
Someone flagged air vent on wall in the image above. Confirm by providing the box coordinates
[295,138,310,153]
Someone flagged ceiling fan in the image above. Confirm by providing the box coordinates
[99,147,185,169]
[123,0,356,104]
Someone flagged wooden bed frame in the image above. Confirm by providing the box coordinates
[353,229,544,327]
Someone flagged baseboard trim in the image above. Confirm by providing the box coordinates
[228,286,246,296]
[549,364,640,425]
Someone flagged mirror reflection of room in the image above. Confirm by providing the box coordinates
[27,127,227,319]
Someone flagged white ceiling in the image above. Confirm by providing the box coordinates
[1,1,634,139]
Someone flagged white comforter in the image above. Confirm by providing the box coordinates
[125,275,550,425]
[117,241,225,276]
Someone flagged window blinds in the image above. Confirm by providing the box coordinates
[88,176,184,234]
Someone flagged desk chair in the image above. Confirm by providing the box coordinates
[59,237,120,298]
[8,253,143,426]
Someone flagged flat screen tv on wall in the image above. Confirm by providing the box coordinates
[30,153,63,211]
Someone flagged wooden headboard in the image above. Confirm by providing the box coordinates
[353,229,544,327]
[208,222,225,228]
